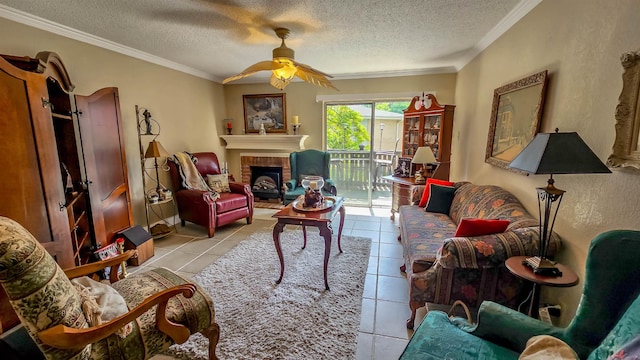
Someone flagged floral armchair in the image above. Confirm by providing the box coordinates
[0,216,219,359]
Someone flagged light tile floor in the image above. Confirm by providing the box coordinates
[140,207,428,360]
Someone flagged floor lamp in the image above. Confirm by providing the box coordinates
[144,139,169,198]
[508,129,611,276]
[144,139,170,237]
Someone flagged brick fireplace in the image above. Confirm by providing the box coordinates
[240,153,291,197]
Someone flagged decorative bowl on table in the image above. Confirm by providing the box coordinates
[293,195,335,212]
[301,175,324,191]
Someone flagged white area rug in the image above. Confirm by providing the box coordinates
[164,229,372,359]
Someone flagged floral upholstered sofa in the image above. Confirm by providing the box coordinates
[399,181,561,329]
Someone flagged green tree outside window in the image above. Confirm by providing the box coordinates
[327,106,370,150]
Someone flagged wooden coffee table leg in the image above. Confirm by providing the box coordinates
[337,205,345,253]
[302,225,307,249]
[319,224,332,290]
[273,222,286,284]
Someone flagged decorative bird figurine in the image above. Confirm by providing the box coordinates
[222,28,337,91]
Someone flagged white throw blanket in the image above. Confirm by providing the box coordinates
[71,276,132,338]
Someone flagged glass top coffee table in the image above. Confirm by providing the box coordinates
[272,196,345,290]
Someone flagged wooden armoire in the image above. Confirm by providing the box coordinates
[0,51,133,332]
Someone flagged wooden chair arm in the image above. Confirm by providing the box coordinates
[38,284,196,349]
[63,250,136,282]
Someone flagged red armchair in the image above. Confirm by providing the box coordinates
[168,152,253,237]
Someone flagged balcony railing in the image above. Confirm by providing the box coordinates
[328,150,397,191]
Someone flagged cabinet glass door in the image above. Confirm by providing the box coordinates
[423,114,441,159]
[403,115,420,156]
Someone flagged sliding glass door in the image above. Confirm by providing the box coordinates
[325,100,408,207]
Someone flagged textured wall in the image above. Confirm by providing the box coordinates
[453,0,640,324]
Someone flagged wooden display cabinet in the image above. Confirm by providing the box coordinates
[402,94,455,180]
[0,51,133,333]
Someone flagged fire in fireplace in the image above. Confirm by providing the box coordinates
[250,166,283,201]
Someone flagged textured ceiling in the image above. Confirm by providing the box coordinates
[0,0,539,83]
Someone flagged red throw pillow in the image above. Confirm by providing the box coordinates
[454,218,510,237]
[419,178,455,207]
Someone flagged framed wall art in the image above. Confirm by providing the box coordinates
[485,70,548,171]
[243,93,287,133]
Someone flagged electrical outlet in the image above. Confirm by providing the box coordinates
[539,307,552,324]
[545,304,562,317]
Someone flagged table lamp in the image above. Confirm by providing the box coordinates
[411,147,437,184]
[508,129,611,276]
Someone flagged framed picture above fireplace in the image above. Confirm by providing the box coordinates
[243,93,287,133]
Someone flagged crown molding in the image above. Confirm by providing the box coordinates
[0,1,541,84]
[0,5,214,80]
[454,0,542,71]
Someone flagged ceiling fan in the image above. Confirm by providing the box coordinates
[222,28,337,91]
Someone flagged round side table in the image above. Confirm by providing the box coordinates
[505,256,579,318]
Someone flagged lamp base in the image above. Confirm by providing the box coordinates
[150,224,172,238]
[523,256,562,277]
[414,169,427,184]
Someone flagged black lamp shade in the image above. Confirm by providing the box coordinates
[509,132,611,175]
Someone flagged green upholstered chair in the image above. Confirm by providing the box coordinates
[284,149,337,205]
[399,229,640,360]
[0,216,220,360]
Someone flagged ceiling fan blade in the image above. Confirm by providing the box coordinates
[291,60,334,78]
[294,63,338,90]
[222,60,284,84]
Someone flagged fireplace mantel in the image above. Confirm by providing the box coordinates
[220,134,308,151]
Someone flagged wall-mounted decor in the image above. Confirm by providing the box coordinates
[243,93,287,133]
[608,49,640,170]
[485,70,548,171]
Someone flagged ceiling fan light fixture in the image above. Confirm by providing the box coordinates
[222,27,337,91]
[273,58,297,81]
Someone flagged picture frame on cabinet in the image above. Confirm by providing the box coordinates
[243,93,287,133]
[394,157,413,177]
[485,70,548,171]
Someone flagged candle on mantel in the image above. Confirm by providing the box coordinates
[292,115,299,125]
[227,121,232,129]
